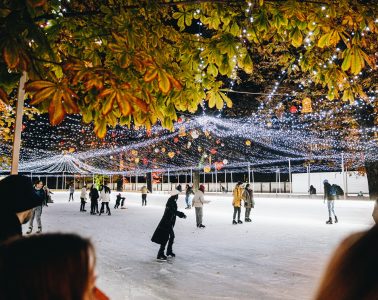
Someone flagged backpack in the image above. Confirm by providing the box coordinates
[334,184,344,196]
[329,184,337,196]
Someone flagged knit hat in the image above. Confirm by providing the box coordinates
[0,175,43,213]
[199,185,205,192]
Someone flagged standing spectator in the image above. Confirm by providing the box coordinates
[185,184,194,209]
[80,185,87,212]
[232,182,244,224]
[192,184,210,228]
[114,193,125,209]
[242,183,254,222]
[99,183,111,216]
[323,179,338,224]
[0,233,109,300]
[0,175,42,243]
[141,186,150,206]
[309,185,317,197]
[151,188,186,260]
[26,180,47,234]
[89,185,99,215]
[68,183,75,201]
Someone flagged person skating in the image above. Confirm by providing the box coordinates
[68,184,75,201]
[232,182,244,224]
[99,183,111,216]
[80,185,87,212]
[114,193,125,209]
[89,185,99,215]
[26,180,47,234]
[141,186,150,206]
[192,184,210,228]
[184,184,194,209]
[151,185,186,260]
[323,179,338,224]
[120,194,127,209]
[242,183,254,222]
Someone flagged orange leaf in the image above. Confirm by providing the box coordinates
[0,88,9,105]
[130,95,149,113]
[3,45,19,69]
[25,80,56,92]
[168,75,182,90]
[48,91,65,126]
[158,70,171,94]
[116,92,134,116]
[62,91,79,114]
[29,87,56,105]
[27,0,47,7]
[143,67,158,83]
[102,92,116,116]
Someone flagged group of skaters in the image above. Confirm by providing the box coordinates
[69,182,127,216]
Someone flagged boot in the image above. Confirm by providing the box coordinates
[157,252,167,260]
[326,217,333,224]
[198,224,205,228]
[232,220,237,225]
[36,227,42,234]
[166,250,176,257]
[334,216,338,223]
[238,220,243,224]
[26,227,32,234]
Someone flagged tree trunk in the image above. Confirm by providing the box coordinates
[193,171,200,192]
[365,161,378,200]
[146,172,152,193]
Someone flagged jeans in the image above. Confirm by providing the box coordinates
[195,207,203,226]
[142,194,147,206]
[69,192,74,201]
[100,202,111,215]
[327,200,336,218]
[233,207,241,220]
[28,206,42,229]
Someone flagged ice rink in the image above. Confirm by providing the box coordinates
[23,191,375,300]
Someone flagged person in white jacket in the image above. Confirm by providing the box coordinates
[80,186,87,212]
[99,183,111,216]
[192,185,210,228]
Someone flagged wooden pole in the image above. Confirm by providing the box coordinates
[10,72,27,175]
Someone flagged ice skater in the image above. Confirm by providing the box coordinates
[232,182,244,224]
[80,185,87,212]
[151,186,186,260]
[68,184,75,201]
[242,183,254,222]
[323,179,338,224]
[99,183,111,216]
[185,184,194,209]
[141,186,150,206]
[192,184,210,228]
[114,193,125,209]
[26,180,47,234]
[89,185,99,215]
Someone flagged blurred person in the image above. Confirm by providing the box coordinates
[232,182,244,224]
[242,183,255,222]
[151,187,186,260]
[114,193,125,209]
[26,180,47,234]
[373,199,378,224]
[314,225,378,300]
[309,185,317,197]
[323,179,338,224]
[68,183,75,201]
[141,185,150,206]
[185,184,194,209]
[0,175,42,243]
[99,183,111,216]
[43,185,54,204]
[0,233,109,300]
[192,184,210,228]
[89,184,100,215]
[80,185,88,212]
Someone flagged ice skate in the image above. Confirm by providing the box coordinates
[334,216,338,223]
[237,220,243,224]
[166,251,176,257]
[26,227,32,234]
[157,253,167,261]
[198,224,205,228]
[36,227,42,234]
[326,217,333,224]
[232,220,237,224]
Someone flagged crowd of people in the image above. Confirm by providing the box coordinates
[0,174,377,299]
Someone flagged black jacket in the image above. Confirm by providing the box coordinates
[151,195,186,245]
[89,188,99,201]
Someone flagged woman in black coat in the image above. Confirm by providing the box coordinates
[151,193,186,260]
[89,185,99,215]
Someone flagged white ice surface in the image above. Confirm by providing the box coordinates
[23,191,375,300]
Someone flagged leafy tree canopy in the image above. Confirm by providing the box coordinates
[0,0,377,138]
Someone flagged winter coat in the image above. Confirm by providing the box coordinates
[192,190,209,208]
[242,188,254,209]
[141,186,148,194]
[324,182,336,201]
[185,186,194,196]
[99,186,111,203]
[89,188,99,201]
[35,188,47,206]
[232,186,243,207]
[69,186,74,193]
[151,195,186,245]
[80,188,87,199]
